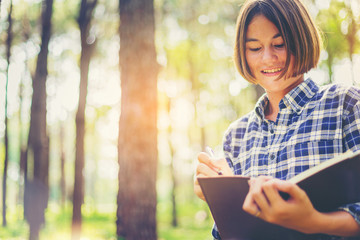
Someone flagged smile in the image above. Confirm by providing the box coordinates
[262,68,282,73]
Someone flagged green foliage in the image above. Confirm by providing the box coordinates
[52,0,79,34]
[316,0,360,82]
[317,0,347,59]
[0,199,213,240]
[158,199,213,240]
[0,204,117,239]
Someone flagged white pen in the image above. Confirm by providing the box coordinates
[205,146,223,175]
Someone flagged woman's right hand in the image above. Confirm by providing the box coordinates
[194,152,233,201]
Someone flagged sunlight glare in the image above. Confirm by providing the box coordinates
[98,116,119,141]
[333,57,359,86]
[199,90,211,104]
[198,15,210,25]
[170,98,194,129]
[8,163,19,181]
[98,158,118,180]
[315,0,330,10]
[158,79,179,98]
[100,144,117,159]
[164,16,188,48]
[158,110,170,130]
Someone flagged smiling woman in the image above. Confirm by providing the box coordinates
[244,15,303,104]
[193,0,360,239]
[234,0,322,85]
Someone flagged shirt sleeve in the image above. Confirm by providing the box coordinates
[212,223,221,239]
[222,125,236,174]
[342,87,360,153]
[341,87,360,226]
[339,204,360,225]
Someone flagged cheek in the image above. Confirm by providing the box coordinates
[245,52,257,70]
[278,49,288,62]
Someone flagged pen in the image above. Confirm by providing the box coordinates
[205,146,223,175]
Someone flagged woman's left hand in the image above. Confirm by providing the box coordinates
[242,176,320,234]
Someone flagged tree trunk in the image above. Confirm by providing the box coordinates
[346,11,356,85]
[170,139,178,227]
[166,98,178,227]
[25,0,53,239]
[326,54,334,83]
[117,0,159,239]
[20,13,31,221]
[60,123,66,208]
[2,0,13,227]
[72,1,97,239]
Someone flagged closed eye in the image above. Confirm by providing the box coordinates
[249,47,261,52]
[274,44,285,49]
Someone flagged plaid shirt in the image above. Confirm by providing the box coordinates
[213,78,360,240]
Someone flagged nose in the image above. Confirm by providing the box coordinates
[262,47,277,63]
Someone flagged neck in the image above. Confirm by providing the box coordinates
[265,99,279,122]
[264,75,305,121]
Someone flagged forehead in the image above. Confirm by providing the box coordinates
[246,15,282,41]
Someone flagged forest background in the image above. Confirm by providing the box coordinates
[0,0,359,239]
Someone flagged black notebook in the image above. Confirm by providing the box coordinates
[198,151,360,240]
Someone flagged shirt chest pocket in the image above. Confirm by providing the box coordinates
[282,114,343,145]
[277,139,343,179]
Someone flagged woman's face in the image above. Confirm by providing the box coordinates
[245,14,303,97]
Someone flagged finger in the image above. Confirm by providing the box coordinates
[212,158,233,176]
[197,152,219,169]
[196,163,219,177]
[273,180,307,200]
[248,176,273,211]
[243,176,273,216]
[248,175,273,187]
[243,188,260,216]
[262,179,285,204]
[194,179,206,201]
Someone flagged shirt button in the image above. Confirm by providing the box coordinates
[269,154,276,161]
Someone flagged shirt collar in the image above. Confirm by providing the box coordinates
[254,93,268,120]
[281,78,319,114]
[255,78,319,119]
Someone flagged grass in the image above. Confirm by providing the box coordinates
[158,199,213,240]
[0,200,214,240]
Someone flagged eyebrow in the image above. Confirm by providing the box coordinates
[246,33,282,42]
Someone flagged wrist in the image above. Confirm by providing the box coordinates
[305,211,328,234]
[307,210,360,236]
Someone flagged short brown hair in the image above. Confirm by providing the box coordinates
[234,0,322,84]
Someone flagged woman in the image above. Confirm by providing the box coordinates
[194,0,360,239]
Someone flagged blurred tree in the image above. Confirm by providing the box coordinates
[117,0,159,239]
[15,9,33,221]
[72,0,98,239]
[2,0,13,228]
[342,2,360,84]
[167,97,178,227]
[59,123,66,207]
[156,0,247,225]
[317,0,348,83]
[24,0,53,239]
[18,15,30,219]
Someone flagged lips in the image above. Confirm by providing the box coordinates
[261,68,282,74]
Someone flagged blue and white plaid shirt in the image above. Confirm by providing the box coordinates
[213,78,360,240]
